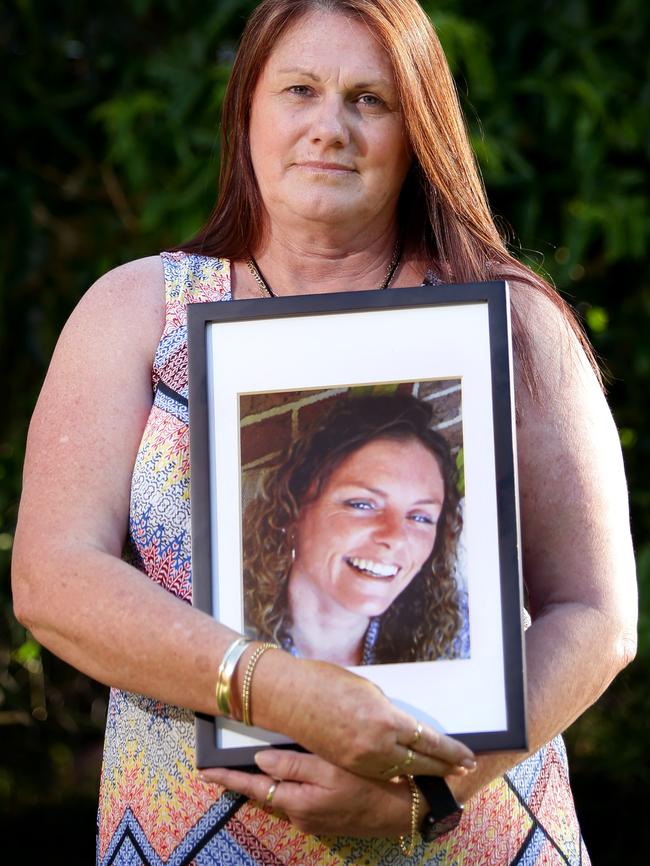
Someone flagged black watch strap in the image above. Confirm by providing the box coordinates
[414,775,463,842]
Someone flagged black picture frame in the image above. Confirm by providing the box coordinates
[188,282,527,768]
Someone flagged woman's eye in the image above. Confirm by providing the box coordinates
[344,499,375,511]
[357,93,384,107]
[287,85,312,96]
[409,513,436,525]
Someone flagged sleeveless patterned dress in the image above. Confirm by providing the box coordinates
[96,251,591,866]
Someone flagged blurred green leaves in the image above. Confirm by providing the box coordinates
[584,305,609,333]
[424,0,650,279]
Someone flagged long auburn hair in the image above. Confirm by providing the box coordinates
[243,393,464,663]
[179,0,599,393]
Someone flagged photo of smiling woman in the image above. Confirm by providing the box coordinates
[242,389,469,666]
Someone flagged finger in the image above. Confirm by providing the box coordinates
[198,767,276,802]
[379,753,451,780]
[414,731,476,772]
[255,749,337,787]
[394,712,476,768]
[199,766,311,816]
[380,747,473,780]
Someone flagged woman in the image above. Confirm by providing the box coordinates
[244,393,468,666]
[12,0,636,863]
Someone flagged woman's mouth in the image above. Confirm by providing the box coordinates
[297,160,355,171]
[344,556,399,579]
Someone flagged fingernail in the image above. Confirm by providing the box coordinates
[255,750,279,772]
[461,758,477,771]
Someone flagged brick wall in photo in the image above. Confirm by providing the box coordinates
[240,379,462,510]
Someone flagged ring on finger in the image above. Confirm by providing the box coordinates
[409,721,423,748]
[265,781,278,805]
[401,748,415,772]
[382,763,402,779]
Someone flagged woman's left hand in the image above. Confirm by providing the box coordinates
[200,749,417,838]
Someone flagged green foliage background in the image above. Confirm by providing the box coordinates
[1,0,648,861]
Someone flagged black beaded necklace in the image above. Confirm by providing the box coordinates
[246,240,402,298]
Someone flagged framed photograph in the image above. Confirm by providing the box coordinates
[188,282,527,768]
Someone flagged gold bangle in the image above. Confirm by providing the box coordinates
[241,642,278,726]
[215,637,253,717]
[398,774,420,857]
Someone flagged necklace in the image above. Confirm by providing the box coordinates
[246,240,402,298]
[280,616,380,665]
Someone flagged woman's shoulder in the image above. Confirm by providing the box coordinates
[66,252,231,367]
[509,280,630,569]
[55,256,166,374]
[508,278,602,412]
[78,255,165,319]
[27,257,169,488]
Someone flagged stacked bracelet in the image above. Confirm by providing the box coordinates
[241,642,278,726]
[399,774,420,857]
[215,636,253,717]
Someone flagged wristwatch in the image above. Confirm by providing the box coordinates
[414,775,464,842]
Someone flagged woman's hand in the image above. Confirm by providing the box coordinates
[243,651,475,781]
[200,749,423,838]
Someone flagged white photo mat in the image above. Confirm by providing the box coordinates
[205,303,508,751]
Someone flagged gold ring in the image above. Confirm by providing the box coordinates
[410,721,423,748]
[401,748,415,772]
[382,763,401,779]
[265,782,278,805]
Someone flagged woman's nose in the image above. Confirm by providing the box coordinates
[309,96,351,147]
[371,511,406,548]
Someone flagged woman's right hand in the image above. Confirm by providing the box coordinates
[248,650,476,781]
[200,750,426,839]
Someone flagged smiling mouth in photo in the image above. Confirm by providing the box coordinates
[344,556,400,580]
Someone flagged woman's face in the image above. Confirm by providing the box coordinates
[248,10,411,232]
[290,436,445,619]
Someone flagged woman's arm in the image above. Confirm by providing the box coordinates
[206,288,638,829]
[447,287,638,802]
[11,257,473,786]
[11,256,239,710]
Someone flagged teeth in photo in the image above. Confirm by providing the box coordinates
[347,557,398,578]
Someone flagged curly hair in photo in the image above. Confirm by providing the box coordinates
[243,392,464,663]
